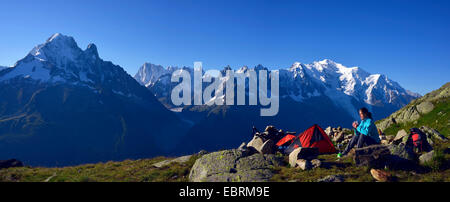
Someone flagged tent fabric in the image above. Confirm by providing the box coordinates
[285,124,336,154]
[284,137,303,154]
[276,134,297,147]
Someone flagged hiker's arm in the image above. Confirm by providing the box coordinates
[356,120,371,135]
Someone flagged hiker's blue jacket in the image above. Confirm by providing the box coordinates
[355,118,381,143]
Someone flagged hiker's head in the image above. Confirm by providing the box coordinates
[359,107,372,120]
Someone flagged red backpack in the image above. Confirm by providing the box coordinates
[410,128,423,152]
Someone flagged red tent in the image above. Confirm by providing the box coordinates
[276,134,297,147]
[285,124,336,154]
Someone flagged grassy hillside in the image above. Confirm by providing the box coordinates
[0,155,200,182]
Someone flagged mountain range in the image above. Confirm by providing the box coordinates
[0,33,420,165]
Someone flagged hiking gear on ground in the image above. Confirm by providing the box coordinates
[409,128,432,153]
[356,118,381,143]
[341,133,378,155]
[285,124,336,154]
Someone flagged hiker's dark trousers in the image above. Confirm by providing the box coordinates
[342,134,377,155]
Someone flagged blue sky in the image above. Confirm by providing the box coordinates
[0,0,449,95]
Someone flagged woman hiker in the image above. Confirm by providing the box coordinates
[337,107,381,158]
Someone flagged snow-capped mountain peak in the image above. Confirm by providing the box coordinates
[135,60,420,119]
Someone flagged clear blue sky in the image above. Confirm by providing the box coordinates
[0,0,449,95]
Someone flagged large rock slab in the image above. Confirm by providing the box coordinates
[189,149,284,182]
[353,145,391,168]
[416,101,434,114]
[0,159,23,169]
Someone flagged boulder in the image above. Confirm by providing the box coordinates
[259,139,275,154]
[317,175,344,182]
[353,145,391,168]
[247,136,275,154]
[0,159,23,169]
[189,149,284,182]
[386,144,418,170]
[311,159,322,168]
[325,126,332,136]
[370,169,392,182]
[289,147,319,167]
[416,101,434,114]
[419,150,434,165]
[394,129,409,143]
[197,150,208,155]
[247,136,264,149]
[296,159,312,170]
[387,144,416,162]
[238,142,258,156]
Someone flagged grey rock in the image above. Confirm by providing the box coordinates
[386,144,418,170]
[325,126,332,136]
[247,136,264,150]
[419,150,434,165]
[311,159,322,168]
[296,159,312,170]
[416,101,434,114]
[420,126,447,141]
[189,149,284,182]
[197,150,208,155]
[394,129,409,142]
[317,175,345,182]
[259,139,275,154]
[333,131,345,143]
[353,145,391,168]
[247,136,275,154]
[289,147,319,167]
[387,144,417,161]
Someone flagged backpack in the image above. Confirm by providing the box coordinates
[410,128,425,152]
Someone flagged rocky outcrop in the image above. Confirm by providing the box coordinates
[420,126,447,142]
[189,149,284,182]
[377,83,449,131]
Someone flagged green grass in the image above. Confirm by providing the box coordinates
[0,155,202,182]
